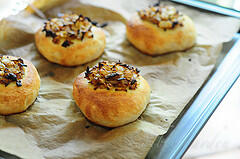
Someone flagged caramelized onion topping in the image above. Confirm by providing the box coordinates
[0,56,26,87]
[138,5,184,30]
[84,61,140,91]
[42,14,95,47]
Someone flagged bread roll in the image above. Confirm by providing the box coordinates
[73,61,151,127]
[126,5,196,55]
[0,55,40,115]
[35,14,106,66]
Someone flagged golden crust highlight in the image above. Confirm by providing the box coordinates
[73,72,150,127]
[126,11,196,55]
[0,56,40,115]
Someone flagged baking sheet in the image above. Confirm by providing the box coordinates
[146,35,240,159]
[0,0,240,158]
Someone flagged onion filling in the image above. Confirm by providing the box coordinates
[42,14,95,47]
[85,61,140,91]
[0,56,26,87]
[138,4,184,30]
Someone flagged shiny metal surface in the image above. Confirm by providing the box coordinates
[171,0,240,18]
[146,34,240,159]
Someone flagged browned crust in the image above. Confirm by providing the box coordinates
[73,73,151,127]
[126,13,196,55]
[0,57,40,115]
[35,26,106,66]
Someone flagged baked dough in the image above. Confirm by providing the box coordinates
[35,14,106,66]
[73,61,151,127]
[0,55,40,115]
[126,5,196,55]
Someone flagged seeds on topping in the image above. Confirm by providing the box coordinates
[0,56,26,87]
[138,5,184,30]
[42,14,95,47]
[84,61,140,91]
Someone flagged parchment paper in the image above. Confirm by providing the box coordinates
[0,0,239,158]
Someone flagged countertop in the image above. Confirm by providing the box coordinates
[183,76,240,159]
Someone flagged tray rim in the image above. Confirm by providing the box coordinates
[171,0,240,18]
[146,33,240,159]
[146,1,240,158]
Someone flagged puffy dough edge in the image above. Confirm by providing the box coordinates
[35,26,106,66]
[126,13,197,55]
[0,57,41,115]
[73,73,151,127]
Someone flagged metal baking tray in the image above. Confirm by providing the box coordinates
[171,0,240,18]
[146,33,240,159]
[0,1,240,159]
[1,35,239,159]
[146,1,240,158]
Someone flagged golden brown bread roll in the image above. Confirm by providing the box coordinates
[73,61,151,127]
[0,55,40,115]
[126,4,196,55]
[35,14,106,66]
